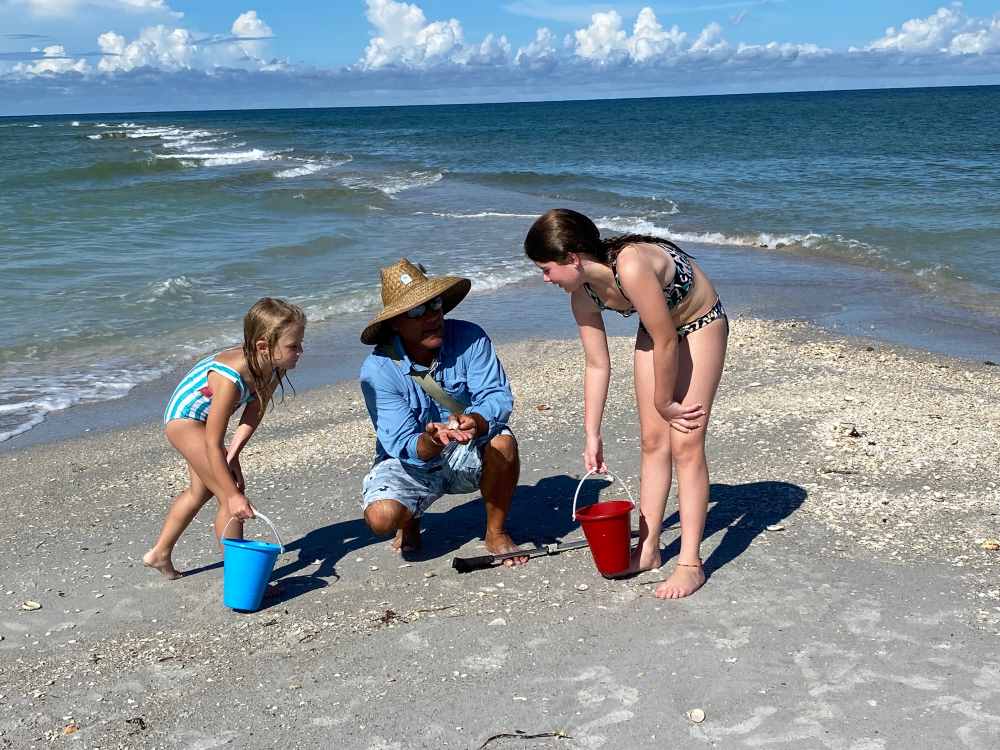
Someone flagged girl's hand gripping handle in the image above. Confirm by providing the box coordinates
[227,493,255,520]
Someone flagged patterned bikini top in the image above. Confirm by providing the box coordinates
[582,240,695,318]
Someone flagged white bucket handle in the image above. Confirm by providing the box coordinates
[220,507,285,554]
[572,468,637,520]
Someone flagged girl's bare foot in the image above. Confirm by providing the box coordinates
[632,539,662,572]
[392,517,421,554]
[610,540,662,577]
[142,549,182,580]
[654,561,705,599]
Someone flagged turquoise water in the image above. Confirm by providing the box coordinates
[1,86,999,442]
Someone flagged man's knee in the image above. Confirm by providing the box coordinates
[364,499,410,536]
[485,433,518,466]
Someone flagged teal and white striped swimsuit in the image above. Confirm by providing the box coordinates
[163,353,255,424]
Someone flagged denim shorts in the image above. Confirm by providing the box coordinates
[362,429,512,517]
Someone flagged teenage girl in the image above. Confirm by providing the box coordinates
[143,297,306,579]
[525,209,727,598]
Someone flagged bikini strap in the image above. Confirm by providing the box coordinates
[582,282,608,311]
[605,249,634,307]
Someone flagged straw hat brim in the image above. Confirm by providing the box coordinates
[360,275,471,345]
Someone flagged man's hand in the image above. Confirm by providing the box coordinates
[449,414,479,442]
[424,420,474,448]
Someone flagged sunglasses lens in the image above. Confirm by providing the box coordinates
[405,297,443,319]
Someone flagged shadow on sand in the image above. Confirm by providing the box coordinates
[665,480,807,578]
[245,475,803,608]
[259,474,597,607]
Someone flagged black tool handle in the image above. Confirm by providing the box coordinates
[452,554,496,573]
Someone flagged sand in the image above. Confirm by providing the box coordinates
[1,317,998,749]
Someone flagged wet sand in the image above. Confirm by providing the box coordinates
[1,317,999,749]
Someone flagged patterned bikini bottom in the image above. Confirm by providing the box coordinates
[638,298,728,339]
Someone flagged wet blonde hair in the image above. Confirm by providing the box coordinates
[242,297,306,415]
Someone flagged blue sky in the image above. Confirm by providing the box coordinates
[2,1,1000,114]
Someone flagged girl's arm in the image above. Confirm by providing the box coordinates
[226,394,263,462]
[204,372,254,519]
[225,396,264,493]
[616,248,705,432]
[571,288,611,472]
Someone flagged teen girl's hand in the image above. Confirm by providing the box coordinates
[657,400,706,433]
[227,493,255,520]
[583,434,608,474]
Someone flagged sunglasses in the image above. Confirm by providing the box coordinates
[405,296,444,319]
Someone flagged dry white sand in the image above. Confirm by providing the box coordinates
[1,318,998,748]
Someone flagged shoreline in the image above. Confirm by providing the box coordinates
[2,316,999,747]
[3,240,999,455]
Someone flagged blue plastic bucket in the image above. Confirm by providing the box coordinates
[220,511,284,612]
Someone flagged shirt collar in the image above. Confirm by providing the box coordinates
[390,333,444,375]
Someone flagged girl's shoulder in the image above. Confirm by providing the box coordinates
[212,347,250,380]
[614,241,671,278]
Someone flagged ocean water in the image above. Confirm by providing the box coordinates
[2,86,999,443]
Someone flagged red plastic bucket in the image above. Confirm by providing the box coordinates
[573,470,636,577]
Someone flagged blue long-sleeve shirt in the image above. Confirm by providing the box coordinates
[359,319,514,468]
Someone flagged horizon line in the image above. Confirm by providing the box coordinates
[2,81,998,119]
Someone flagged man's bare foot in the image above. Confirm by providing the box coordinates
[654,561,705,599]
[142,549,182,580]
[392,517,422,555]
[485,530,528,566]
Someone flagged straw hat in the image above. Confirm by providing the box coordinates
[360,258,471,345]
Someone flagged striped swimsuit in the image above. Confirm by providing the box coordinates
[163,353,255,424]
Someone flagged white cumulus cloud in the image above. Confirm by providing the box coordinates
[232,10,273,38]
[629,7,686,62]
[865,3,1000,55]
[515,27,558,68]
[574,11,629,64]
[95,11,276,73]
[361,0,465,69]
[13,44,87,74]
[571,10,740,65]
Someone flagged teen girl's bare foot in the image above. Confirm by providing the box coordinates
[392,516,422,554]
[142,549,182,580]
[632,538,663,572]
[609,538,662,578]
[485,530,528,566]
[654,561,705,599]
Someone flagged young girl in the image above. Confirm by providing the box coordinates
[525,209,728,599]
[143,297,306,580]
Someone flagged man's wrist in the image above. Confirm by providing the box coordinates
[465,411,488,438]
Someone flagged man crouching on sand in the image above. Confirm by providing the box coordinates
[358,258,527,565]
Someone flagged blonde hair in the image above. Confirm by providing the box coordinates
[242,297,306,415]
